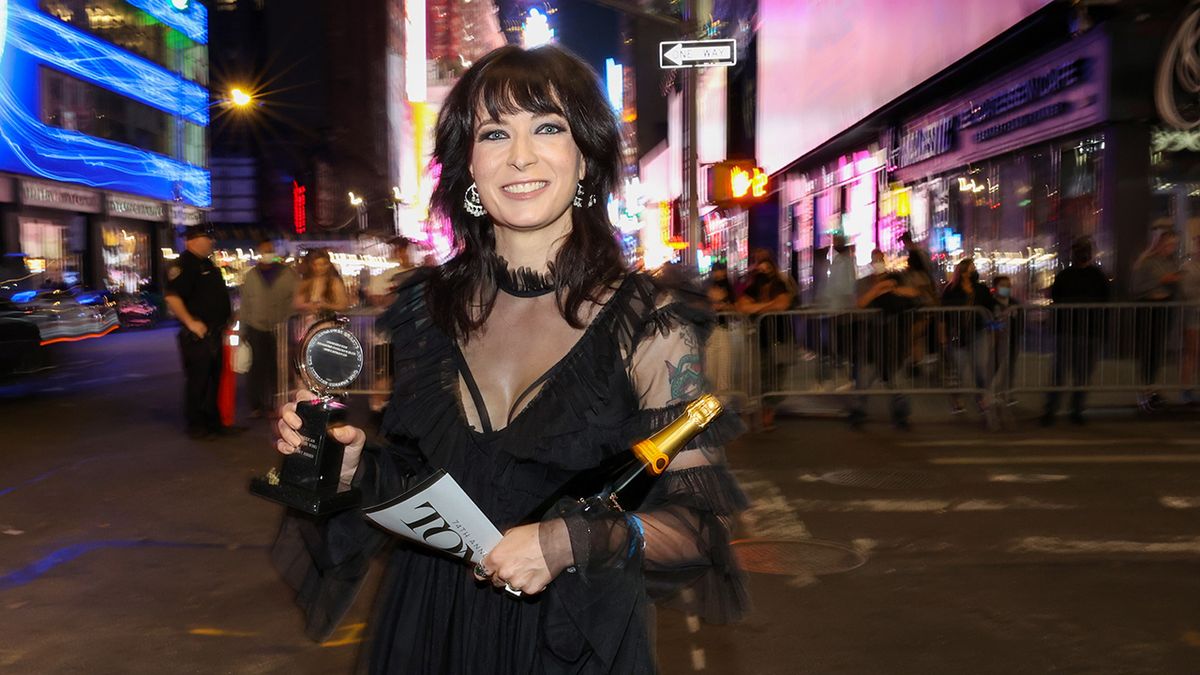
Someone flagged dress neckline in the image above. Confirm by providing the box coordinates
[496,258,556,298]
[450,274,633,436]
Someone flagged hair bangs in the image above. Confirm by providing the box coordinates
[471,52,566,125]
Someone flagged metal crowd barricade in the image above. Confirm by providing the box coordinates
[1002,302,1200,398]
[706,312,756,414]
[273,308,391,409]
[749,306,996,405]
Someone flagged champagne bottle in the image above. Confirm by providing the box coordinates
[596,394,724,512]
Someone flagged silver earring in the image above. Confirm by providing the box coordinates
[574,183,597,208]
[464,183,486,217]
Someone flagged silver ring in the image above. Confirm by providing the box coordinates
[504,583,522,596]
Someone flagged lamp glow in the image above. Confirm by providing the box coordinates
[229,88,252,107]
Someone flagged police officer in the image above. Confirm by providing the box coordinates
[165,226,232,439]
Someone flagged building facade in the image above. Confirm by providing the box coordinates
[0,0,210,293]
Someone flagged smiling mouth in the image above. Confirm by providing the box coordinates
[502,181,548,194]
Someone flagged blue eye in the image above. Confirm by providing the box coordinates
[537,123,566,134]
[479,129,507,142]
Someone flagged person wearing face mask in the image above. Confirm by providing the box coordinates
[269,45,746,673]
[990,276,1022,406]
[940,258,997,421]
[737,253,798,430]
[847,249,921,429]
[815,235,858,389]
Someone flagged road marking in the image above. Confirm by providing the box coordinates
[931,454,1200,465]
[789,497,1073,513]
[320,622,366,648]
[1160,496,1200,509]
[988,473,1070,483]
[189,628,258,638]
[1010,536,1200,554]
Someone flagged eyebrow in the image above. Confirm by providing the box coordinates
[473,112,567,131]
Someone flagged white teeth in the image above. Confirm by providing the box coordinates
[502,181,547,194]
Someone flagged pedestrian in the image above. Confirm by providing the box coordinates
[737,253,798,430]
[1131,228,1181,411]
[164,225,232,440]
[816,235,857,388]
[848,249,920,429]
[706,261,737,313]
[239,239,297,419]
[270,43,746,673]
[941,258,997,420]
[366,236,416,307]
[899,229,939,287]
[293,248,349,318]
[1179,234,1200,405]
[1041,237,1111,426]
[990,275,1022,406]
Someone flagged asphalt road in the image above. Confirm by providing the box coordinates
[2,326,1198,674]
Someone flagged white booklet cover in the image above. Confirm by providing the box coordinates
[362,469,503,566]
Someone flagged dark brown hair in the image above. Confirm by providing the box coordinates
[427,45,626,340]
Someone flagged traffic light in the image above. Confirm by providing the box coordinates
[709,160,768,207]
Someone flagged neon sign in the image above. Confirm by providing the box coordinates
[293,181,307,234]
[0,0,210,206]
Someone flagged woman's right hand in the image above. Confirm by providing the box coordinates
[276,391,366,487]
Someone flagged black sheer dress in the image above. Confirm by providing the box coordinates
[272,267,747,674]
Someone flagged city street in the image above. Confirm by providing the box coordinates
[2,328,1198,674]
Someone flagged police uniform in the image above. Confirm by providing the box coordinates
[166,231,232,436]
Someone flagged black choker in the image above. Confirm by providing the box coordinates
[496,261,556,298]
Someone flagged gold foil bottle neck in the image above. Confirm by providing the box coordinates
[632,394,725,476]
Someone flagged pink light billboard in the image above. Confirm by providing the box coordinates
[758,0,1053,174]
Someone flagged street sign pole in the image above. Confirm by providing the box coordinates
[682,13,700,267]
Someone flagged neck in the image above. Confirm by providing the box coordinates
[493,219,571,275]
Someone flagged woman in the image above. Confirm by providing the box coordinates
[272,45,745,673]
[1131,228,1181,411]
[293,248,349,316]
[940,258,996,419]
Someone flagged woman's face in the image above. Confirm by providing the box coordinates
[469,108,585,233]
[311,257,331,276]
[1158,234,1179,256]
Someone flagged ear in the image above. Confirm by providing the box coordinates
[577,152,586,182]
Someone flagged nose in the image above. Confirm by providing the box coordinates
[507,131,537,171]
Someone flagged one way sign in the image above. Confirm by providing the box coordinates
[659,39,737,69]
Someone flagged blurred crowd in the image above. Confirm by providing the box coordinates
[704,229,1200,431]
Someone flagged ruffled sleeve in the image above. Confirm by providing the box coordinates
[555,276,749,625]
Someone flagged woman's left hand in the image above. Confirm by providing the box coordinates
[475,523,553,595]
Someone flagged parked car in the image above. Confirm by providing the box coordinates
[0,300,41,376]
[9,288,120,343]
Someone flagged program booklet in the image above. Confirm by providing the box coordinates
[363,469,502,565]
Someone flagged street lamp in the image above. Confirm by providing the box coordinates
[229,88,254,108]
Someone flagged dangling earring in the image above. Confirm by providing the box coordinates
[574,183,597,208]
[463,183,486,217]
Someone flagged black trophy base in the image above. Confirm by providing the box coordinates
[250,476,361,516]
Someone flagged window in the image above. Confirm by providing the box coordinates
[41,67,206,166]
[40,0,209,85]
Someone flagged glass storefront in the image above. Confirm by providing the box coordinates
[896,132,1107,303]
[100,223,150,293]
[19,218,81,287]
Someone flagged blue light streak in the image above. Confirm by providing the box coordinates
[0,539,265,591]
[126,0,208,44]
[10,3,208,125]
[0,0,211,206]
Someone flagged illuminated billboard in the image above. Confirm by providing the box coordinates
[0,0,210,207]
[758,0,1052,175]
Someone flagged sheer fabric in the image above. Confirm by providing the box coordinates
[271,267,747,674]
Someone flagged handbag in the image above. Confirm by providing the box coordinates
[233,339,253,374]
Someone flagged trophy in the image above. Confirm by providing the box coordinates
[250,315,365,515]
